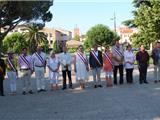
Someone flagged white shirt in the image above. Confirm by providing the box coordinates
[94,51,98,56]
[47,57,59,71]
[18,54,33,70]
[32,52,46,67]
[58,52,72,71]
[124,50,135,69]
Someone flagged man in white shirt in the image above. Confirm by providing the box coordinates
[18,48,34,95]
[112,40,124,85]
[59,47,73,90]
[32,46,47,92]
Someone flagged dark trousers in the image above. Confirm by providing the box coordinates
[113,64,124,85]
[126,68,133,83]
[139,65,148,83]
[0,76,4,95]
[62,70,72,88]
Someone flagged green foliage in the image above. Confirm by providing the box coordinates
[131,33,150,49]
[132,0,160,48]
[2,32,27,54]
[74,34,80,41]
[24,23,48,54]
[122,19,136,28]
[41,40,49,54]
[122,0,151,28]
[53,41,61,53]
[84,39,92,51]
[68,48,77,53]
[0,1,53,53]
[85,24,119,49]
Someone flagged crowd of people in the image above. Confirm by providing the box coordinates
[0,40,160,96]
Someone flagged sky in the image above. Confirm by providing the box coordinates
[46,0,134,34]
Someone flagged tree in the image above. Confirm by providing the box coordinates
[123,0,160,48]
[0,1,53,53]
[25,23,48,53]
[74,34,80,41]
[122,0,151,28]
[84,24,119,49]
[133,0,160,48]
[131,33,150,49]
[2,32,28,54]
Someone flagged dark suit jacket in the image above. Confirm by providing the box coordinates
[0,59,6,78]
[89,50,103,68]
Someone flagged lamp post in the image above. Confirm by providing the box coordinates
[111,12,117,33]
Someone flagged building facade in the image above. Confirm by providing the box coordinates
[116,26,138,44]
[3,25,72,49]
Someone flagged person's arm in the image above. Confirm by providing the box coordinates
[132,53,136,64]
[147,51,150,65]
[3,60,6,76]
[89,52,93,69]
[57,60,60,72]
[124,51,126,62]
[73,55,76,73]
[67,53,72,65]
[99,51,103,67]
[136,52,140,65]
[85,54,89,71]
[59,54,64,66]
[47,59,54,72]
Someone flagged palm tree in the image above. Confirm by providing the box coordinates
[24,23,48,53]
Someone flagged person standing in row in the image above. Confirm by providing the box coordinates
[124,45,135,84]
[18,48,33,95]
[151,41,160,83]
[32,46,47,92]
[6,51,18,95]
[59,47,73,90]
[0,54,6,96]
[136,45,150,84]
[112,40,124,85]
[103,46,113,87]
[89,44,103,88]
[47,51,60,90]
[74,45,89,89]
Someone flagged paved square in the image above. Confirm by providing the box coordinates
[1,66,160,120]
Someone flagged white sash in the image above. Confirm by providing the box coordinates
[77,52,87,65]
[7,58,17,72]
[19,55,30,69]
[104,53,113,66]
[114,48,123,57]
[91,51,102,65]
[35,52,45,66]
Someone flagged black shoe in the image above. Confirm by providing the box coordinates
[28,90,33,94]
[114,82,117,85]
[62,87,66,90]
[1,94,5,96]
[94,85,97,88]
[119,82,123,85]
[37,90,41,93]
[22,91,26,95]
[41,89,47,92]
[154,80,158,83]
[144,81,148,84]
[69,86,73,89]
[98,85,103,88]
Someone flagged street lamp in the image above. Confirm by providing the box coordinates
[110,12,116,32]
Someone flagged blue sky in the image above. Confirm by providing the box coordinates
[46,0,134,34]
